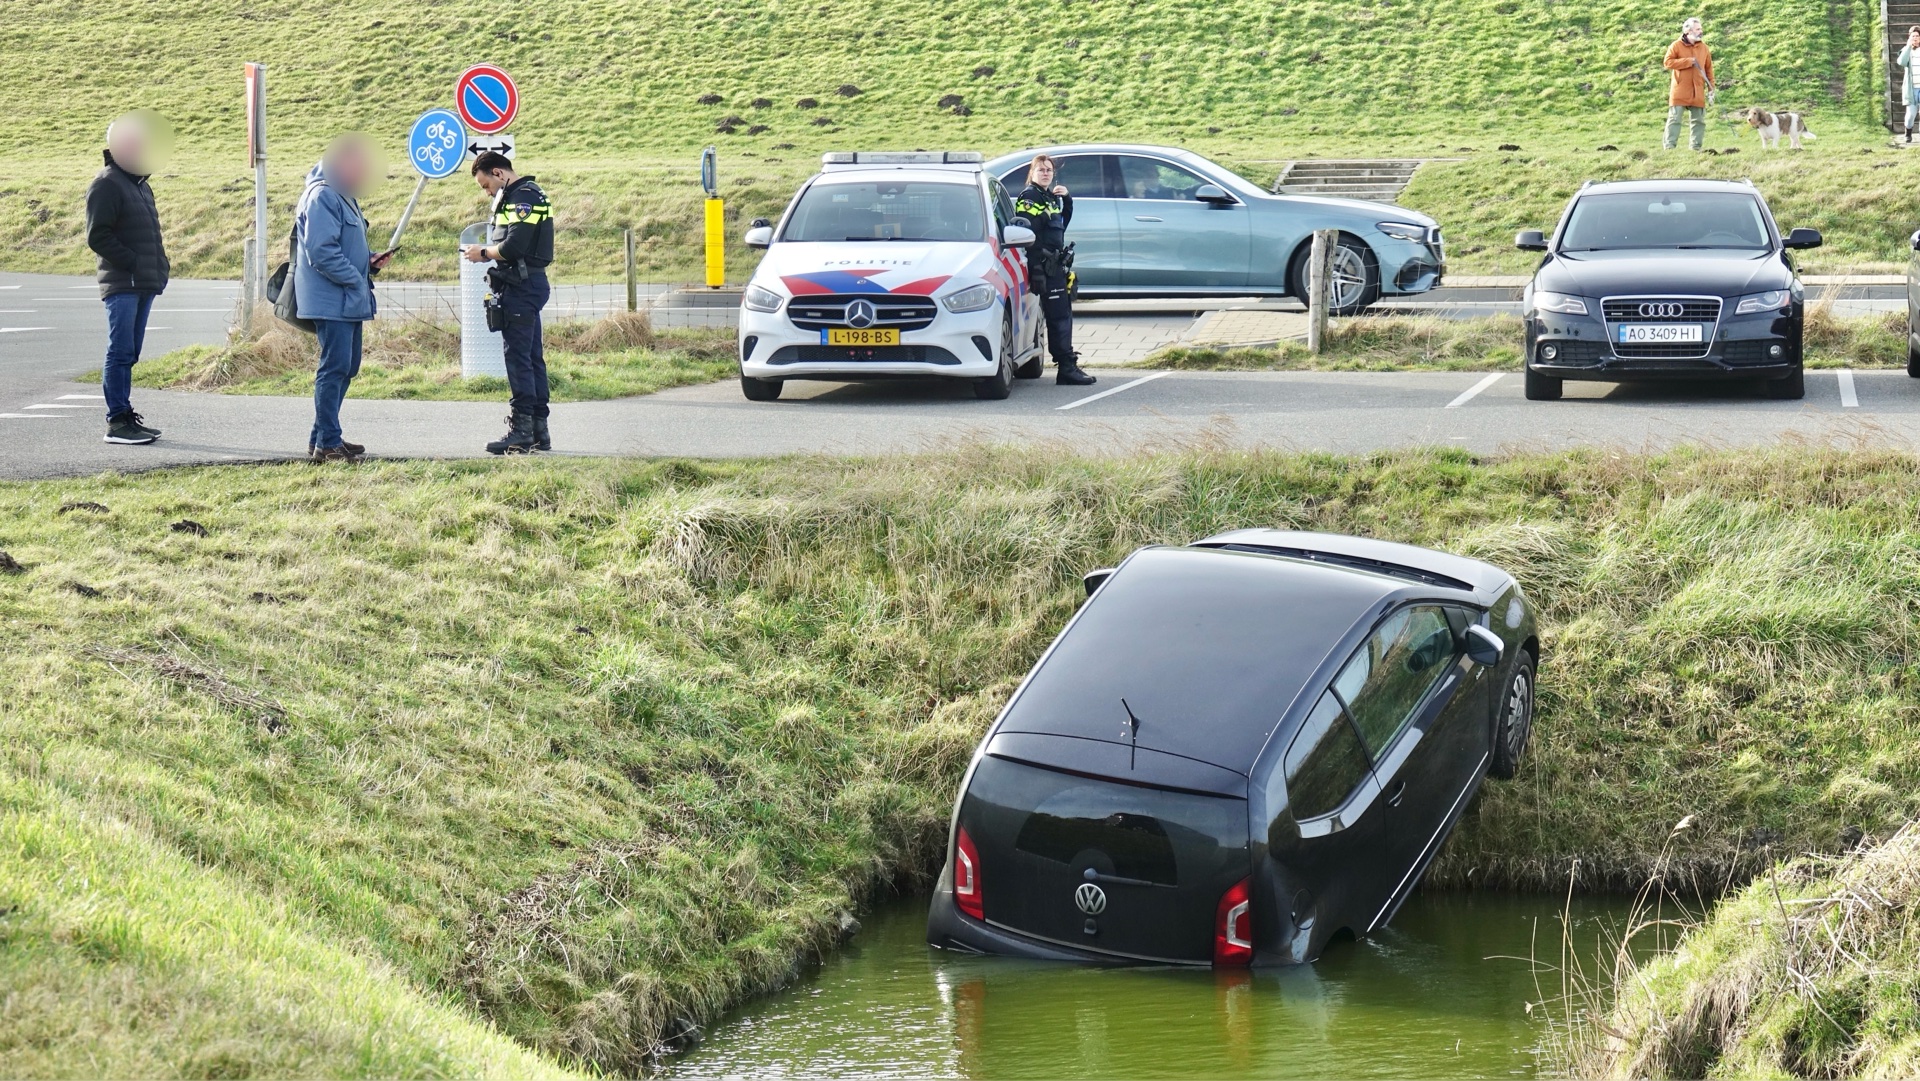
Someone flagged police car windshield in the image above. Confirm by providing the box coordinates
[1560,192,1771,251]
[784,181,986,242]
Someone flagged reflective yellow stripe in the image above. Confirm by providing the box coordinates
[491,202,553,226]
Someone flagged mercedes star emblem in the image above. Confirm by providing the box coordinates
[1074,882,1108,915]
[845,299,877,328]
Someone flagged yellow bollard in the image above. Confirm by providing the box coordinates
[704,197,725,288]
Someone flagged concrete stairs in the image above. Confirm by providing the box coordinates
[1270,159,1425,204]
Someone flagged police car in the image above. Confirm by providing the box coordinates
[737,152,1046,401]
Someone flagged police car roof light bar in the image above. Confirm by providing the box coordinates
[820,151,984,166]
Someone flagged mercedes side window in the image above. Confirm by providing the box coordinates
[1115,156,1208,201]
[1332,606,1457,758]
[998,156,1108,200]
[1282,692,1371,821]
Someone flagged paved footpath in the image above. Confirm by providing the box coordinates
[5,273,1917,480]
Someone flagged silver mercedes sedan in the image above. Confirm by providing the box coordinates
[985,144,1445,314]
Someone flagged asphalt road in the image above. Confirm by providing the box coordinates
[5,272,1917,480]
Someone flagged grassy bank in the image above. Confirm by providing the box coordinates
[4,0,1905,282]
[1580,825,1920,1078]
[113,313,736,401]
[1149,305,1913,372]
[4,448,1920,1071]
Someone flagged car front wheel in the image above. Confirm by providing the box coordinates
[1289,234,1380,316]
[1908,330,1920,378]
[1524,365,1563,401]
[974,317,1015,400]
[1762,366,1804,400]
[741,373,783,401]
[1489,654,1535,780]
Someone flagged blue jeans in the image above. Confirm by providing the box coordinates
[311,319,364,450]
[102,290,157,420]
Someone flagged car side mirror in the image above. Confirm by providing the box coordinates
[1002,224,1037,248]
[1515,229,1548,251]
[744,225,774,249]
[1784,227,1823,250]
[1083,567,1115,597]
[1462,625,1504,667]
[1194,184,1234,204]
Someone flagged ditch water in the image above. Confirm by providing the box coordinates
[666,891,1642,1079]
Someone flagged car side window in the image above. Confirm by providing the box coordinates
[989,179,1013,233]
[1332,606,1458,758]
[1282,692,1372,821]
[1115,156,1208,201]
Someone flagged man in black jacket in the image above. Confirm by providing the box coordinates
[85,113,171,444]
[464,151,555,454]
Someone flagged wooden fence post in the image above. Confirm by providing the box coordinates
[1307,228,1337,353]
[624,228,638,313]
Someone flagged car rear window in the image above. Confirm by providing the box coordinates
[784,180,985,242]
[1561,192,1770,251]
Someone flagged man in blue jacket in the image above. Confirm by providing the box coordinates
[295,134,390,461]
[86,113,171,444]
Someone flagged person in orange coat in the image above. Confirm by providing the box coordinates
[1663,17,1714,150]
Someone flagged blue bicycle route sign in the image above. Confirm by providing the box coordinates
[407,109,466,180]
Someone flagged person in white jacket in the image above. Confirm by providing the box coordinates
[1899,27,1920,142]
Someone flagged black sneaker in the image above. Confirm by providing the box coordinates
[309,444,359,463]
[339,439,365,457]
[104,412,159,444]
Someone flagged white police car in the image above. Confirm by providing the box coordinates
[737,152,1046,401]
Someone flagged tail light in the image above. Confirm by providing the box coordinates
[954,826,984,920]
[1214,877,1253,966]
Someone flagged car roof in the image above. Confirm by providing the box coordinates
[985,143,1214,170]
[996,544,1414,774]
[1574,178,1762,195]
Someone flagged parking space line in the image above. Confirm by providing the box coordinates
[1443,373,1504,409]
[0,413,66,419]
[1837,369,1858,408]
[57,394,100,400]
[0,327,53,334]
[1056,370,1171,411]
[24,404,94,409]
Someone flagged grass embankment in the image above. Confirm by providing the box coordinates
[4,448,1920,1072]
[1152,304,1912,372]
[1580,825,1920,1078]
[3,0,1901,281]
[118,312,735,401]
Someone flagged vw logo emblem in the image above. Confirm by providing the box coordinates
[1638,301,1685,318]
[845,299,877,329]
[1074,882,1107,915]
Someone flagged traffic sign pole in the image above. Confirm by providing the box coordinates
[392,108,466,252]
[245,62,268,332]
[388,175,429,252]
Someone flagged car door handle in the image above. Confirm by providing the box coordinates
[1133,215,1164,223]
[1385,780,1406,807]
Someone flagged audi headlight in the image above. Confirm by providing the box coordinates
[1377,221,1430,243]
[942,283,998,313]
[742,284,784,313]
[1532,291,1589,316]
[1734,290,1791,315]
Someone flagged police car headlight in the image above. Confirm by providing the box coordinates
[742,285,784,313]
[942,284,998,314]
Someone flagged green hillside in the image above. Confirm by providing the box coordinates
[3,0,1905,283]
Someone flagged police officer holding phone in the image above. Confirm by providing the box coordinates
[464,150,555,454]
[1015,154,1095,386]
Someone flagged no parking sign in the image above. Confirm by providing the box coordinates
[456,65,519,135]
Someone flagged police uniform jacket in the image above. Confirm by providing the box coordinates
[489,175,555,274]
[1015,183,1072,251]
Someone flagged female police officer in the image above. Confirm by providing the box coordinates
[1014,155,1095,386]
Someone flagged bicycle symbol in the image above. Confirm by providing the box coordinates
[414,121,463,174]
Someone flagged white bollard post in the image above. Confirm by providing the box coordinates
[241,236,257,337]
[459,222,506,378]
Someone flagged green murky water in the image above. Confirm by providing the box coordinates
[667,891,1638,1079]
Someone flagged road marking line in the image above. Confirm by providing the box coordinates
[0,413,66,419]
[1055,370,1171,411]
[57,394,101,400]
[0,310,35,314]
[0,327,54,334]
[1444,373,1504,409]
[1837,369,1858,408]
[0,285,20,289]
[151,308,230,313]
[25,404,95,409]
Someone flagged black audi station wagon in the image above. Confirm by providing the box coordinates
[927,531,1538,968]
[1516,178,1821,401]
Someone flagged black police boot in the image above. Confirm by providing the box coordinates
[1056,353,1097,386]
[486,413,538,456]
[532,415,551,452]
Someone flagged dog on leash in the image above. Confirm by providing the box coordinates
[1742,107,1816,149]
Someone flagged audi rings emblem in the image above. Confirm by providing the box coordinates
[845,299,878,328]
[1637,301,1685,318]
[1074,882,1108,915]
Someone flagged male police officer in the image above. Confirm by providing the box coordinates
[1014,154,1095,386]
[463,151,554,454]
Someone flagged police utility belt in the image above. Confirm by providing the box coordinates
[482,261,532,334]
[1032,243,1077,293]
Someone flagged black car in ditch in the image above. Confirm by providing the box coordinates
[1516,178,1821,401]
[927,531,1538,968]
